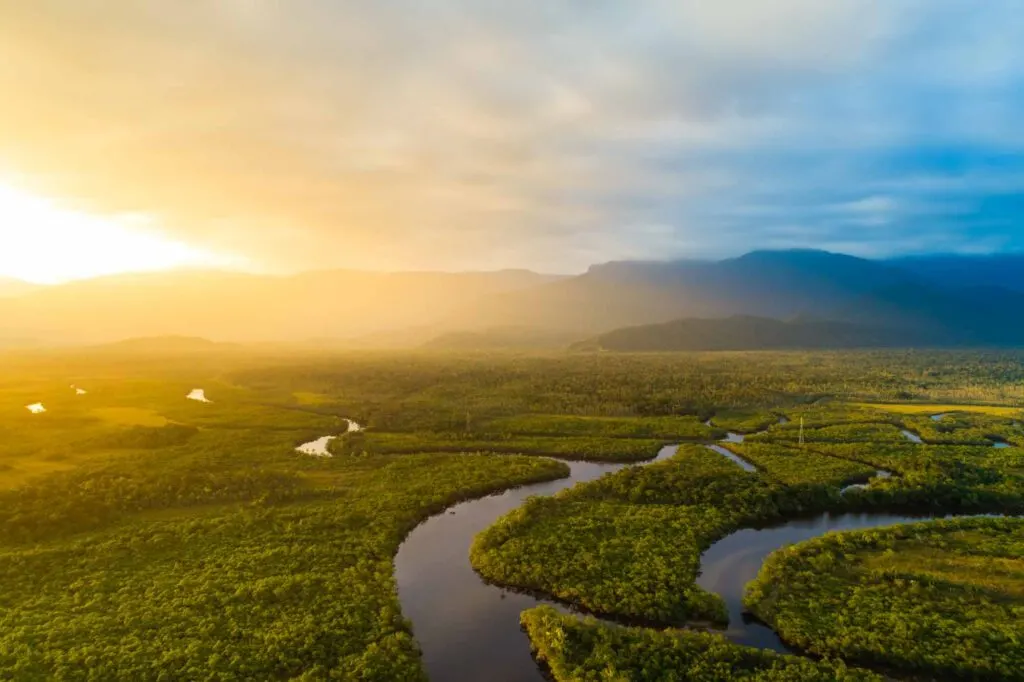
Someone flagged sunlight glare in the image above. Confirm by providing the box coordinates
[0,183,239,284]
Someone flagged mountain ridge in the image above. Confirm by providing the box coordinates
[2,249,1023,348]
[571,314,927,352]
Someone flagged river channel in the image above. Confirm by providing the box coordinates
[393,419,1000,681]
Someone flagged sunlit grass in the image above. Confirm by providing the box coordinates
[293,391,331,405]
[864,539,1024,600]
[851,402,1023,417]
[91,407,170,427]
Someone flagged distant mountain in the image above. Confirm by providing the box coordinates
[421,327,586,351]
[91,335,228,353]
[573,315,921,352]
[4,250,1024,348]
[454,249,925,332]
[888,254,1024,293]
[0,269,563,345]
[0,277,40,298]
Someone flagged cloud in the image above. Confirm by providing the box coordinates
[1,0,1023,272]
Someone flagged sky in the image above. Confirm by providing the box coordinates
[1,1,1024,281]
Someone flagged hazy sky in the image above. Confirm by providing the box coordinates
[2,1,1024,276]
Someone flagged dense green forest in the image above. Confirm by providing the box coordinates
[746,517,1024,680]
[1,347,1022,679]
[521,606,882,681]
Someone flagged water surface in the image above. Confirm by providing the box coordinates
[695,511,947,652]
[395,446,679,682]
[395,423,947,681]
[296,435,336,457]
[296,419,363,457]
[186,388,211,403]
[900,429,923,443]
[705,443,757,472]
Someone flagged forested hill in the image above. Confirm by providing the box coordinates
[5,249,1024,347]
[452,249,1024,341]
[573,315,937,352]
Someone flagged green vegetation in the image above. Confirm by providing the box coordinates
[707,409,781,433]
[91,406,171,426]
[725,442,877,487]
[852,401,1024,417]
[346,431,667,462]
[473,495,732,624]
[521,606,882,681]
[2,347,1024,679]
[900,411,1023,446]
[0,451,567,679]
[472,446,842,626]
[751,422,908,443]
[0,350,577,679]
[484,413,716,440]
[746,517,1024,680]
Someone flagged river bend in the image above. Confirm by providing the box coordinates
[394,420,1008,681]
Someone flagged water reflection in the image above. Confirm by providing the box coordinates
[901,429,923,443]
[695,511,940,652]
[296,420,363,456]
[186,388,211,403]
[395,446,678,682]
[296,435,336,457]
[705,443,757,472]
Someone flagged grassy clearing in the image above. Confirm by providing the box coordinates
[727,442,877,487]
[349,431,667,462]
[484,413,715,440]
[746,517,1024,680]
[292,391,331,405]
[91,407,170,427]
[851,402,1023,417]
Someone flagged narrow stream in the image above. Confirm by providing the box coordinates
[901,429,923,443]
[295,419,362,456]
[394,419,997,681]
[705,443,757,472]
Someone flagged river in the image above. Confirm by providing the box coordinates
[395,445,679,682]
[393,420,1001,681]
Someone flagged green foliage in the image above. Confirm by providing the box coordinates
[726,442,877,487]
[471,446,840,626]
[0,453,567,680]
[473,496,731,624]
[745,517,1024,680]
[563,445,835,517]
[80,423,200,449]
[708,409,780,433]
[800,442,1024,513]
[753,422,908,443]
[901,411,1024,446]
[3,348,1024,679]
[484,413,716,440]
[521,606,883,681]
[352,431,667,462]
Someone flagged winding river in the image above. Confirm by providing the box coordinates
[394,418,1008,681]
[395,447,679,682]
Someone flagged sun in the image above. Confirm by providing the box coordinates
[0,182,239,284]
